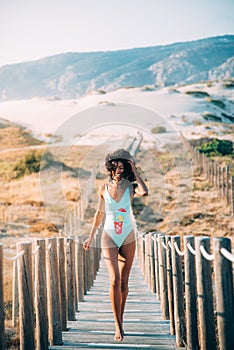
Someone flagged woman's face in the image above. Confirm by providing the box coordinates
[112,161,125,181]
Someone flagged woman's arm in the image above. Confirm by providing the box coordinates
[83,186,105,250]
[129,160,148,197]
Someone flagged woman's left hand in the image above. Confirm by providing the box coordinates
[128,160,137,174]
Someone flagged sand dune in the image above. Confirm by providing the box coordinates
[0,81,233,146]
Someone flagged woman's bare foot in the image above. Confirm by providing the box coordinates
[114,323,124,341]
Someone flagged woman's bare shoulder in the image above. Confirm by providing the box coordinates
[98,183,106,196]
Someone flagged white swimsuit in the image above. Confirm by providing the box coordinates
[103,185,134,248]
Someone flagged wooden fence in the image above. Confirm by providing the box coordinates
[137,232,234,350]
[192,146,234,215]
[0,233,102,350]
[179,130,234,216]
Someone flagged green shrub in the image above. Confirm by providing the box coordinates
[96,89,106,94]
[13,150,42,177]
[210,99,225,109]
[202,113,222,122]
[221,112,234,122]
[151,125,166,134]
[222,81,234,89]
[185,90,210,98]
[197,139,233,157]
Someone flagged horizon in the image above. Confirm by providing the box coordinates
[1,0,234,68]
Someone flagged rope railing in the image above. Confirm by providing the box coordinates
[200,245,214,260]
[137,233,234,350]
[186,242,196,255]
[174,241,185,256]
[220,247,234,262]
[4,250,25,261]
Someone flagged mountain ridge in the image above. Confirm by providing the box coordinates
[0,35,233,101]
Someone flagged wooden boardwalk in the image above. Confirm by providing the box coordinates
[50,257,180,350]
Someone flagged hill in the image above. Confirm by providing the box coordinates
[0,35,233,101]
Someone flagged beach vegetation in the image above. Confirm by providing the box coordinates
[185,90,210,98]
[210,99,226,109]
[202,112,222,123]
[151,125,166,134]
[197,138,233,157]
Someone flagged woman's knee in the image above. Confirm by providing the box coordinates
[110,274,120,288]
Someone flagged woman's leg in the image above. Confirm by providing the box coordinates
[102,241,124,341]
[118,239,136,325]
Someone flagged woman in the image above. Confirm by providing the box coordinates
[83,149,148,341]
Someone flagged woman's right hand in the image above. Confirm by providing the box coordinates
[83,237,92,251]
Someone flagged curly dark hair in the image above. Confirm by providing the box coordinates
[105,149,136,182]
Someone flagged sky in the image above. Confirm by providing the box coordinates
[0,0,234,68]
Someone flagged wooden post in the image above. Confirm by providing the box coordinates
[0,244,5,350]
[158,235,169,319]
[231,176,234,215]
[75,240,79,308]
[198,150,202,170]
[46,238,62,345]
[12,260,19,327]
[77,237,84,302]
[144,233,150,287]
[66,238,76,321]
[184,236,199,350]
[207,159,210,182]
[195,237,216,350]
[211,160,214,186]
[90,245,95,288]
[17,242,35,350]
[83,236,88,296]
[165,236,175,335]
[93,234,99,279]
[57,238,67,331]
[84,247,89,295]
[141,234,145,275]
[213,237,234,350]
[35,239,48,350]
[205,156,208,179]
[202,153,206,175]
[215,162,219,189]
[217,166,220,193]
[149,233,156,293]
[153,234,160,301]
[88,246,93,290]
[222,167,225,198]
[225,166,229,206]
[171,236,186,347]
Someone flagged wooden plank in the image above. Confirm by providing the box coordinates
[49,258,182,350]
